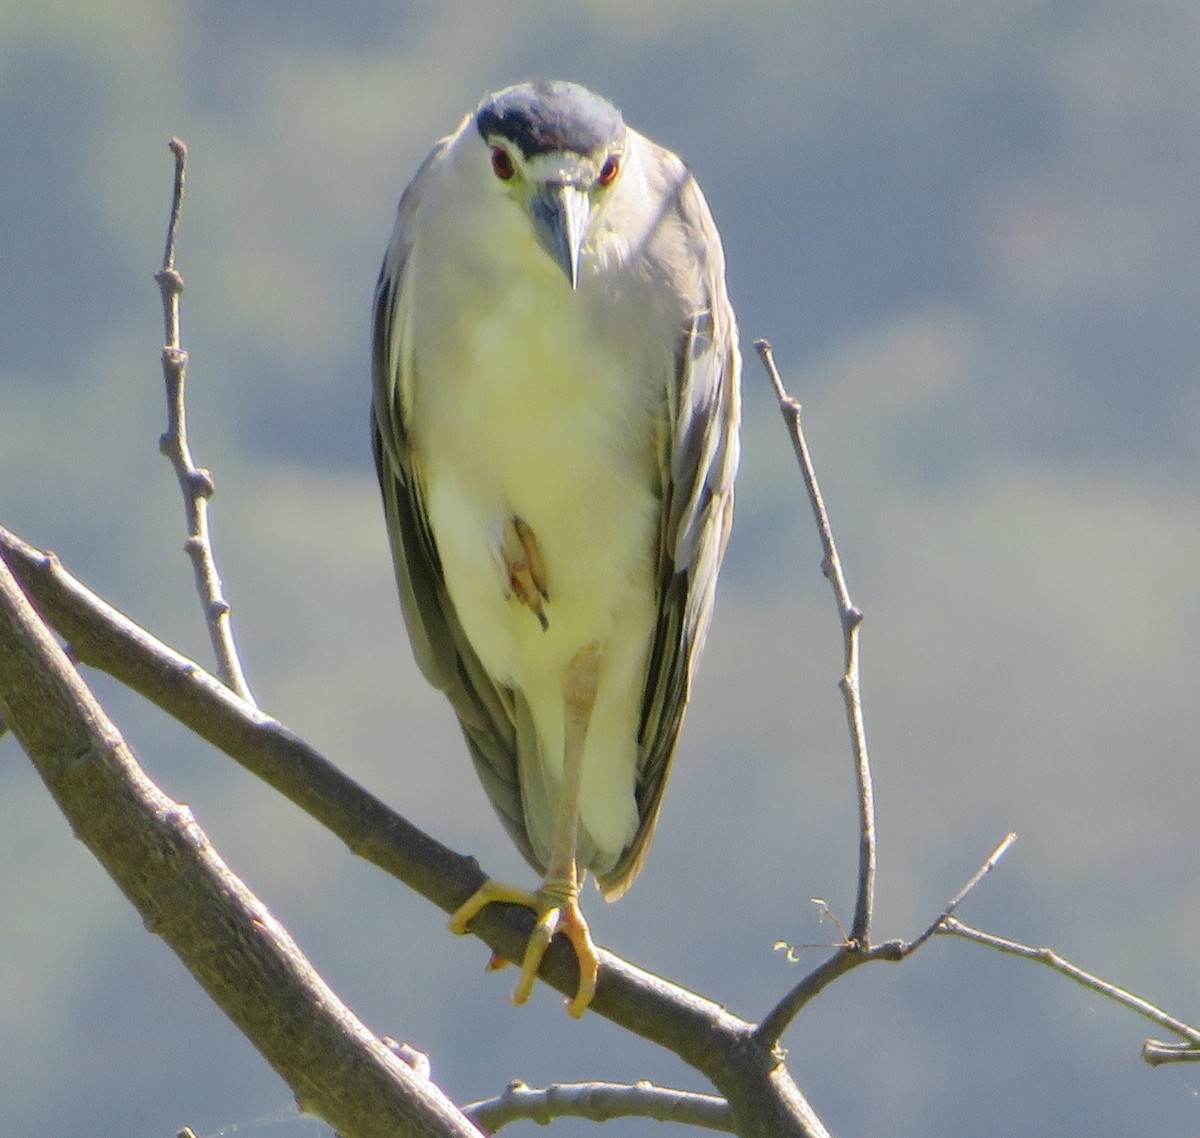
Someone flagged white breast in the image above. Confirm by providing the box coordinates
[402,146,671,869]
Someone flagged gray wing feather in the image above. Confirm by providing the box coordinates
[371,149,542,871]
[595,174,741,899]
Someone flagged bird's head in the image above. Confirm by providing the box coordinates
[474,81,628,289]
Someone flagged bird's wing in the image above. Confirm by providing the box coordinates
[371,148,539,871]
[596,174,741,899]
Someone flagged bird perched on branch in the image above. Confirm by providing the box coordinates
[371,80,740,1016]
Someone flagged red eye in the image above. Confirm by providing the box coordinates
[491,146,515,180]
[597,153,620,186]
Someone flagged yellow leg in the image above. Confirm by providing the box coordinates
[447,642,604,1018]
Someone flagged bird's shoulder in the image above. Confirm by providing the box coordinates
[624,130,727,299]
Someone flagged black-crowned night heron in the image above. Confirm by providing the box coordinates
[371,80,740,1017]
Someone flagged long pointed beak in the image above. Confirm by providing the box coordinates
[531,183,591,290]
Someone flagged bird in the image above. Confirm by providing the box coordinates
[371,80,740,1017]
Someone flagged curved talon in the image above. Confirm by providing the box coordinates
[448,877,599,1017]
[559,903,599,1017]
[512,908,558,1006]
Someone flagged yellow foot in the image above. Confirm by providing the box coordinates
[503,516,549,631]
[448,879,599,1018]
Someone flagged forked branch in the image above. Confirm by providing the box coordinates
[750,344,1199,1069]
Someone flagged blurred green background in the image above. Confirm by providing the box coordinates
[2,3,1199,1136]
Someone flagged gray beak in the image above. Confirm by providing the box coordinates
[531,183,591,290]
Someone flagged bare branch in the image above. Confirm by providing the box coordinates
[757,946,868,1047]
[1143,1042,1200,1067]
[759,834,1016,1045]
[754,341,875,949]
[464,1080,733,1133]
[752,339,884,1050]
[900,832,1018,955]
[154,138,254,704]
[941,918,1200,1060]
[0,552,478,1138]
[0,524,830,1138]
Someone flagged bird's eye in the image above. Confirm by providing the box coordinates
[491,146,515,181]
[597,153,621,187]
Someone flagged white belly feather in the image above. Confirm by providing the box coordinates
[408,226,663,872]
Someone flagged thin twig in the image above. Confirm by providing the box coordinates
[762,837,1018,1040]
[751,340,877,1050]
[900,833,1018,955]
[941,918,1200,1061]
[464,1080,733,1134]
[742,347,1021,1052]
[758,827,1015,1042]
[1143,1042,1200,1066]
[755,341,874,950]
[154,137,254,704]
[757,946,868,1046]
